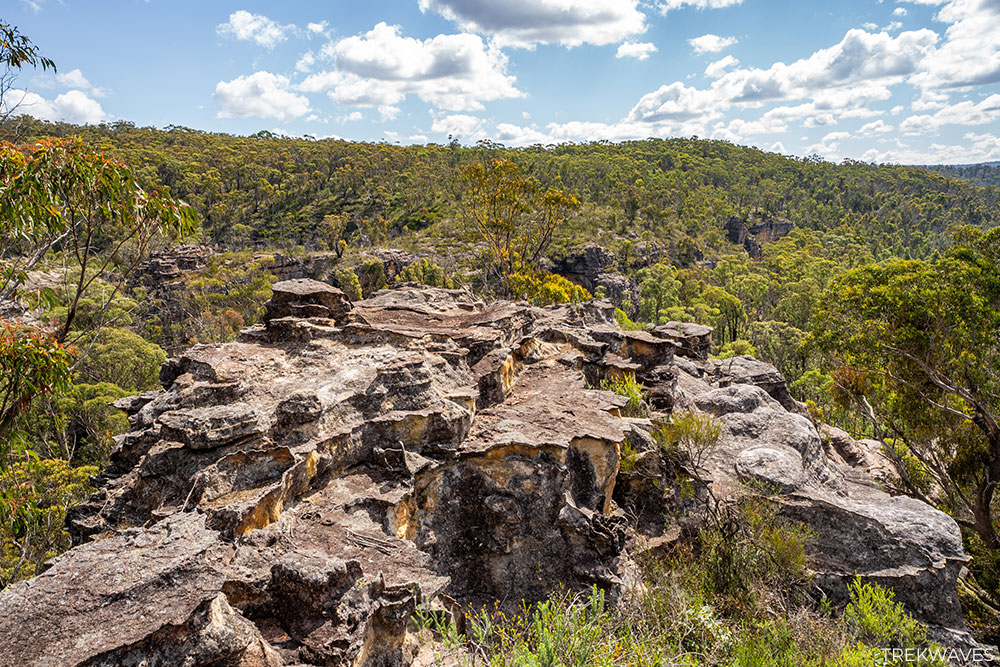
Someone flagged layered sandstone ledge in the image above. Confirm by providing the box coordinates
[0,281,970,666]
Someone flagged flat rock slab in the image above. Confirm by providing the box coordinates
[0,514,232,666]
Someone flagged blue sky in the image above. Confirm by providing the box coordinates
[5,0,1000,163]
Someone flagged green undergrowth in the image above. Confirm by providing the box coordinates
[413,496,947,666]
[600,372,647,418]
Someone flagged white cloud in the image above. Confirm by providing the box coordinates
[307,21,328,35]
[418,0,646,47]
[904,0,1000,90]
[705,55,739,78]
[712,115,789,141]
[56,69,95,92]
[494,122,554,145]
[487,25,933,151]
[409,134,430,143]
[628,81,721,123]
[378,105,400,120]
[341,111,363,122]
[617,41,657,60]
[689,34,737,54]
[300,22,521,112]
[214,71,311,121]
[52,91,107,124]
[57,69,89,89]
[217,10,291,49]
[912,88,949,110]
[899,93,1000,133]
[431,113,485,138]
[804,140,841,158]
[860,132,1000,164]
[960,132,1000,159]
[859,119,894,134]
[2,88,108,124]
[804,114,837,127]
[711,28,938,104]
[893,7,908,16]
[769,141,787,153]
[657,0,742,12]
[296,51,316,73]
[491,116,709,146]
[823,130,851,143]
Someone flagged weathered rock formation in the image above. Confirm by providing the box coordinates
[551,243,638,305]
[0,281,973,665]
[268,252,339,282]
[134,244,211,288]
[725,216,795,259]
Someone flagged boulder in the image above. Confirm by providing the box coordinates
[688,373,968,632]
[820,424,900,489]
[368,248,418,281]
[158,403,263,449]
[555,243,617,290]
[266,278,352,321]
[725,216,794,259]
[652,321,713,361]
[710,355,802,412]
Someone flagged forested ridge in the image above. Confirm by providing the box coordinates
[929,162,1000,188]
[7,118,998,256]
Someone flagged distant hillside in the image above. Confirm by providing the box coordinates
[927,162,1000,188]
[4,117,998,266]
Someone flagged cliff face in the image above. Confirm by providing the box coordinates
[724,216,795,259]
[0,282,971,666]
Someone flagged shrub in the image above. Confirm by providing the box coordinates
[845,578,926,648]
[717,339,758,359]
[657,410,722,473]
[613,308,645,332]
[34,382,130,463]
[601,372,646,417]
[618,439,638,473]
[843,578,947,666]
[358,258,387,297]
[0,456,97,586]
[74,327,166,392]
[335,268,363,301]
[687,496,813,611]
[398,258,454,288]
[508,271,591,306]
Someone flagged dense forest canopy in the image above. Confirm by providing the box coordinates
[929,162,1000,188]
[4,118,998,259]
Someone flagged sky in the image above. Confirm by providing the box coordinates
[4,0,1000,164]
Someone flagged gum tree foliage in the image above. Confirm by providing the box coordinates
[0,59,192,583]
[0,20,56,125]
[816,227,1000,550]
[459,158,580,282]
[0,138,196,346]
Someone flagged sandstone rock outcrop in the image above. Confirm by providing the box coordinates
[0,283,973,665]
[725,216,795,259]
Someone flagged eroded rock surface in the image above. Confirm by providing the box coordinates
[0,283,973,665]
[681,357,969,634]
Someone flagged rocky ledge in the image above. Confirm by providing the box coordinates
[0,280,971,665]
